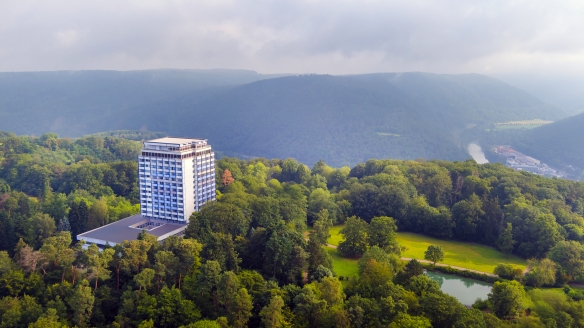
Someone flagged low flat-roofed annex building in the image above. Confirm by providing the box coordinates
[77,137,216,246]
[77,214,187,246]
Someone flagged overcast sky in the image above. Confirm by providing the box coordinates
[1,0,583,76]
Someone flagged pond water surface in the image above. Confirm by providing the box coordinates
[426,271,492,306]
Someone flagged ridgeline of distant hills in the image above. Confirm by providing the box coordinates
[0,69,567,167]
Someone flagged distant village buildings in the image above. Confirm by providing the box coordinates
[494,146,564,178]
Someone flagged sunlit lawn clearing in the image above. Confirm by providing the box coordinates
[325,247,359,278]
[326,225,526,273]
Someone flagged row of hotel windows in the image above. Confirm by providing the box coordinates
[139,186,214,197]
[139,162,213,170]
[140,212,185,221]
[141,197,215,218]
[138,161,214,173]
[139,166,182,171]
[140,177,213,184]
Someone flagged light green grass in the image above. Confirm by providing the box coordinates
[326,247,359,278]
[305,225,345,246]
[396,232,526,273]
[328,225,344,246]
[327,225,526,273]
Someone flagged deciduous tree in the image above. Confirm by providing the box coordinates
[424,245,444,266]
[368,216,400,254]
[548,240,584,280]
[338,216,368,257]
[488,280,526,319]
[221,169,235,187]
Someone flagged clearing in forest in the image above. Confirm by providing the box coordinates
[326,225,526,274]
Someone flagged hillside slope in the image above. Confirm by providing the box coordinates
[512,112,584,171]
[0,69,278,136]
[0,71,564,166]
[159,73,563,166]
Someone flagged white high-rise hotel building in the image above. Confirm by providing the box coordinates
[77,137,216,247]
[138,137,216,222]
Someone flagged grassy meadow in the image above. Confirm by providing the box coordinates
[326,225,526,274]
[396,232,526,273]
[325,248,359,278]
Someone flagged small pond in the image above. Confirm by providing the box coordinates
[425,271,492,306]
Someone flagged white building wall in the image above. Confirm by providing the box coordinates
[182,157,195,221]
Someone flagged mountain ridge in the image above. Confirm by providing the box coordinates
[0,70,565,166]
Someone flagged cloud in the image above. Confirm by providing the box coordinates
[0,0,583,75]
[55,30,79,47]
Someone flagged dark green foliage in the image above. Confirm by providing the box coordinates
[548,241,584,280]
[394,259,424,285]
[488,280,527,319]
[309,265,333,282]
[419,292,468,328]
[338,217,369,257]
[493,264,523,280]
[1,132,584,326]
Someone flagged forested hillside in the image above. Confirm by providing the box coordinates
[0,69,276,136]
[171,73,564,166]
[511,112,584,172]
[1,132,584,327]
[0,71,564,166]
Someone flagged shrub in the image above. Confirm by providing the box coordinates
[472,298,490,310]
[494,264,523,280]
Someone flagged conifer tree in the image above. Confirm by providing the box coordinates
[68,202,80,236]
[497,223,515,255]
[57,217,71,232]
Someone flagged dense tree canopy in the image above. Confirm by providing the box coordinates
[0,132,584,326]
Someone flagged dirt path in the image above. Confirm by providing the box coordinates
[568,282,584,289]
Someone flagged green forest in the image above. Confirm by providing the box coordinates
[1,132,584,327]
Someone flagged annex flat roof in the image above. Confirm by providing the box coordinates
[77,214,187,246]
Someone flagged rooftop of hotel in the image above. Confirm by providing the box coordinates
[142,137,211,152]
[146,137,206,145]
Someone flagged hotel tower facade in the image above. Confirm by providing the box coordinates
[138,137,216,222]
